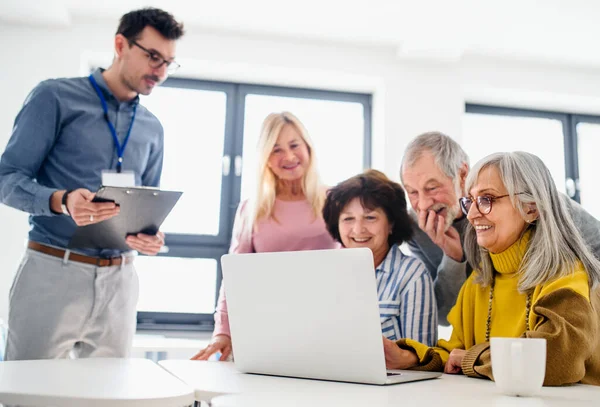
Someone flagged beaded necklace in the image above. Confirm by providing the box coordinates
[485,279,532,342]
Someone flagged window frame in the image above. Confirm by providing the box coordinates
[465,103,581,201]
[571,114,600,203]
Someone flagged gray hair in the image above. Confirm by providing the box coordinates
[464,151,600,291]
[401,131,470,182]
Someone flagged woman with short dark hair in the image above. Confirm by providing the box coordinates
[323,170,438,346]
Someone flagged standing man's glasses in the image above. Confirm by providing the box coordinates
[130,40,180,74]
[459,193,526,216]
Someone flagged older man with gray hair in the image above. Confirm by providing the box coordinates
[400,131,600,324]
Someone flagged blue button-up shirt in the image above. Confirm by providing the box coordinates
[376,244,438,346]
[0,69,164,256]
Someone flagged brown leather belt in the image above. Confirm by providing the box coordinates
[27,241,135,267]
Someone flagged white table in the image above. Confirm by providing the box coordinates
[159,360,243,403]
[159,360,600,407]
[132,333,211,362]
[0,358,195,407]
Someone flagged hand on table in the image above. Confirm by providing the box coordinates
[191,335,232,361]
[383,336,418,369]
[444,349,466,374]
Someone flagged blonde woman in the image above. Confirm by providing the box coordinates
[192,112,338,361]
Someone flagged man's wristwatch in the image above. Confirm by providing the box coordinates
[61,190,73,216]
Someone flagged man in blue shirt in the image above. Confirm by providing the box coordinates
[0,8,185,360]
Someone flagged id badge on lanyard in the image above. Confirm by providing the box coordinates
[89,74,138,187]
[101,170,136,187]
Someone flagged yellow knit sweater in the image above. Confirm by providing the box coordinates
[397,231,600,386]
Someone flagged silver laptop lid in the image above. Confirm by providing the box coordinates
[221,248,389,384]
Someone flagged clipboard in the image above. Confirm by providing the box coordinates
[68,186,183,251]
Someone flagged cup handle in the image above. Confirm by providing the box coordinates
[511,342,523,387]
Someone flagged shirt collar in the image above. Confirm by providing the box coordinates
[91,68,140,106]
[375,243,400,274]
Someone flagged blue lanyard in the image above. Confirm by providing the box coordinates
[88,74,138,173]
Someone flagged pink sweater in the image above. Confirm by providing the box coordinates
[213,199,339,337]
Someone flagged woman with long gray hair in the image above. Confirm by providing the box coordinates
[383,151,600,386]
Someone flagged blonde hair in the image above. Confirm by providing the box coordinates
[245,112,325,236]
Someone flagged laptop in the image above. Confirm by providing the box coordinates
[221,247,441,385]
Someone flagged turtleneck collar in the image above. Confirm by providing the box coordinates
[489,228,532,275]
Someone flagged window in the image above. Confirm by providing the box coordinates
[136,80,372,330]
[241,92,367,199]
[464,105,600,216]
[145,87,227,236]
[575,118,600,219]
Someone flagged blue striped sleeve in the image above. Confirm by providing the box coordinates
[398,259,438,347]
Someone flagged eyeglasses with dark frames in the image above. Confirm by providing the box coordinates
[130,40,180,74]
[459,192,526,216]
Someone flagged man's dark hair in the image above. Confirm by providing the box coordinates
[322,169,413,247]
[117,8,185,41]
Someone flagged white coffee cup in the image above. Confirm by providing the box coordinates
[490,337,547,397]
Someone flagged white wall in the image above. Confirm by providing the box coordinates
[2,18,600,321]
